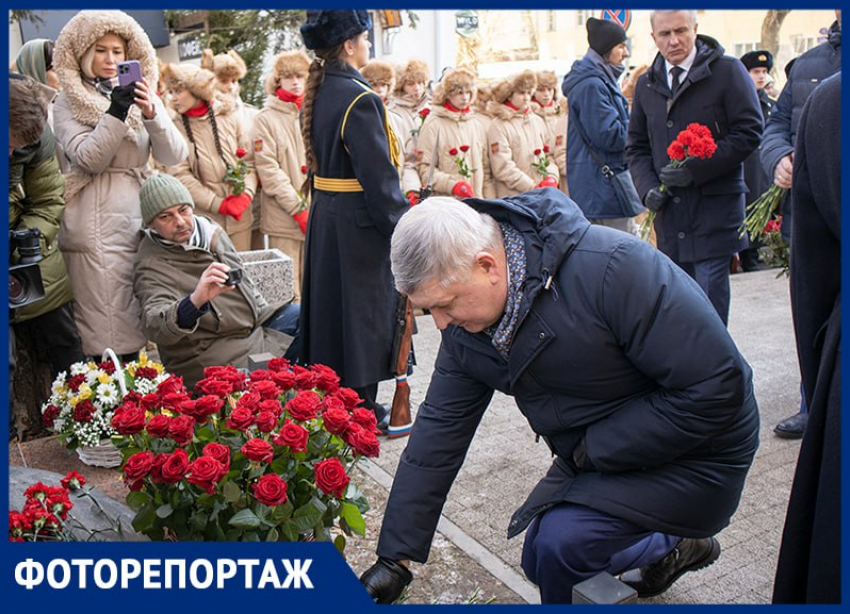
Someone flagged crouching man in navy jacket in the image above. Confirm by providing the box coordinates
[359,188,759,604]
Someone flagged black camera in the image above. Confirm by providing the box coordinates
[223,267,243,286]
[9,228,45,310]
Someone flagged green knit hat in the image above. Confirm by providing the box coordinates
[140,173,194,224]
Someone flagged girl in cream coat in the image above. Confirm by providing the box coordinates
[162,63,258,251]
[52,10,188,359]
[388,59,432,181]
[533,70,569,194]
[487,70,559,197]
[416,68,495,199]
[252,51,311,299]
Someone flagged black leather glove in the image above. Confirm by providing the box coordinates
[107,83,136,122]
[658,164,694,187]
[643,186,670,212]
[359,557,413,604]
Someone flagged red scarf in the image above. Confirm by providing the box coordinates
[503,101,529,114]
[185,101,209,117]
[443,101,470,114]
[276,87,304,110]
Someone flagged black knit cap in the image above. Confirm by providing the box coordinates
[740,50,774,72]
[586,17,627,56]
[300,10,372,51]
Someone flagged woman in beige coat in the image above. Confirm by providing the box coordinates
[162,63,258,251]
[487,70,559,197]
[360,60,420,202]
[252,51,310,299]
[533,70,569,193]
[417,68,495,199]
[52,10,188,359]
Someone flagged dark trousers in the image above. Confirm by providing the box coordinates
[263,302,301,362]
[12,302,84,378]
[521,503,680,604]
[677,255,731,326]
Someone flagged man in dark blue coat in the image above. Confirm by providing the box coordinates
[359,188,759,604]
[562,17,643,233]
[758,12,840,439]
[625,10,762,326]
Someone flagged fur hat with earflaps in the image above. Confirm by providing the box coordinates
[393,59,430,95]
[490,70,537,104]
[264,50,311,95]
[431,68,477,107]
[161,63,217,103]
[360,60,396,91]
[535,71,560,96]
[201,48,248,81]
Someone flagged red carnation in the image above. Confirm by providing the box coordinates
[135,366,159,380]
[72,399,95,423]
[61,471,86,491]
[667,140,686,161]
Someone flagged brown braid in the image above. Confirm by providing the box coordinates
[300,44,346,198]
[206,104,229,169]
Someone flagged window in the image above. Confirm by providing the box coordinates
[734,41,759,57]
[577,10,591,26]
[547,10,557,32]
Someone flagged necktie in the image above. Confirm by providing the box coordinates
[670,66,684,96]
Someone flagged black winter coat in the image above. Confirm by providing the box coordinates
[773,72,841,605]
[760,20,840,242]
[300,63,408,388]
[625,36,763,263]
[377,188,759,563]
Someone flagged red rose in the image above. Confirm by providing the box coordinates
[225,405,255,431]
[419,108,430,118]
[253,474,288,507]
[168,414,196,446]
[271,369,296,390]
[236,147,247,159]
[286,390,321,421]
[241,438,274,463]
[61,471,86,491]
[449,147,459,156]
[273,419,310,453]
[351,406,379,432]
[293,365,316,390]
[460,144,470,152]
[543,144,550,153]
[111,404,146,435]
[236,391,262,414]
[300,165,308,175]
[157,374,186,396]
[250,369,273,381]
[202,442,230,473]
[314,458,350,499]
[534,148,542,156]
[347,425,380,458]
[255,410,278,433]
[123,451,155,490]
[267,357,291,372]
[334,387,363,410]
[311,364,340,393]
[667,140,686,161]
[138,393,161,411]
[68,374,86,392]
[192,395,225,421]
[72,399,95,423]
[149,453,167,483]
[160,392,190,411]
[322,405,351,436]
[186,457,224,494]
[194,378,233,398]
[259,399,284,418]
[160,448,190,485]
[217,366,248,391]
[145,413,172,439]
[135,366,159,380]
[251,379,281,400]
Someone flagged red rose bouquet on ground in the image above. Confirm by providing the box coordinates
[639,123,717,241]
[758,215,790,277]
[223,147,251,196]
[113,360,379,550]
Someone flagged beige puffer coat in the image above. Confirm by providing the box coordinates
[387,107,421,195]
[533,100,569,193]
[253,94,306,240]
[388,93,430,170]
[52,10,189,356]
[167,94,258,250]
[486,101,559,197]
[416,104,495,198]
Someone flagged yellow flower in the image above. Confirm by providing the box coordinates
[77,383,93,399]
[97,372,113,385]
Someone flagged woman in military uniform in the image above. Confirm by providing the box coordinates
[299,10,409,432]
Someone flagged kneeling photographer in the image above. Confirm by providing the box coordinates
[133,173,299,391]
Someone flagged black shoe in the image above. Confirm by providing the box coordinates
[374,404,390,436]
[774,412,808,439]
[620,537,721,598]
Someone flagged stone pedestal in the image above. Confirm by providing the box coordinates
[240,248,294,305]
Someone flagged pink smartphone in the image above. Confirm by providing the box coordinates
[117,60,142,87]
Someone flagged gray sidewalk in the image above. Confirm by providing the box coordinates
[347,267,804,604]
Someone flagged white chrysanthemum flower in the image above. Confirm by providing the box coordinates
[85,368,105,386]
[95,383,119,409]
[69,362,89,376]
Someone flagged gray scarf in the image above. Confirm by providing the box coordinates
[488,222,527,360]
[146,214,214,251]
